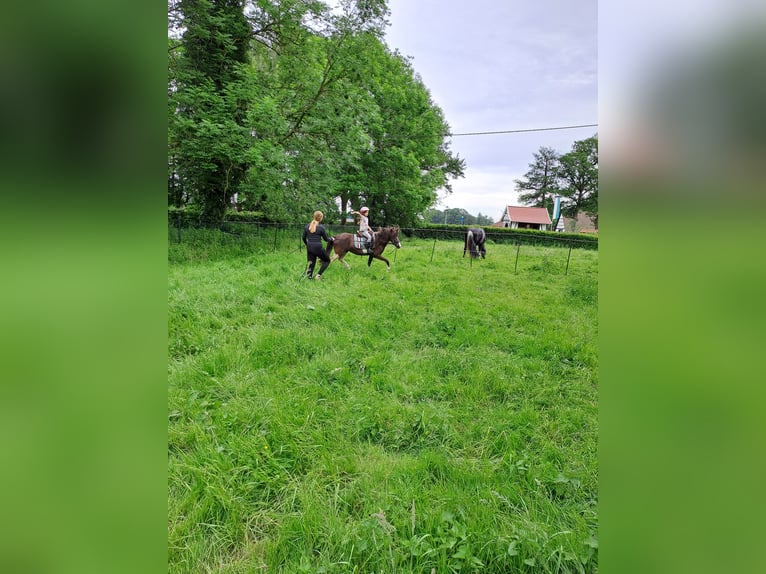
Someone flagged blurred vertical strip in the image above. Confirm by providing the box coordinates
[600,2,766,573]
[0,1,166,574]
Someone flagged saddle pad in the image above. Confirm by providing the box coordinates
[352,236,370,251]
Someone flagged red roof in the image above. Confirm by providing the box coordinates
[504,206,552,225]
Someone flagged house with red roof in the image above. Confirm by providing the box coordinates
[498,206,553,230]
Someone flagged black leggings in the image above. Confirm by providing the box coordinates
[306,245,330,277]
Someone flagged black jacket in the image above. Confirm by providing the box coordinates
[302,223,331,247]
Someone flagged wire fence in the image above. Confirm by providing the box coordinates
[168,213,597,275]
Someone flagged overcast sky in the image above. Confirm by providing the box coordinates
[382,0,597,221]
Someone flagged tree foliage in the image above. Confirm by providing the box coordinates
[514,146,560,213]
[171,0,253,222]
[424,208,493,226]
[516,136,598,228]
[355,41,465,226]
[168,0,464,224]
[558,134,598,223]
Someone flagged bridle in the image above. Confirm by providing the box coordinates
[386,227,401,248]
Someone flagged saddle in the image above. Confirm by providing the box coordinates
[353,233,374,252]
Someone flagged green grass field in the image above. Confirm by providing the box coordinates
[168,231,598,573]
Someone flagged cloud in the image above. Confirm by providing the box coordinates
[438,168,522,221]
[385,0,597,217]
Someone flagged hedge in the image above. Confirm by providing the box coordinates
[168,209,598,250]
[168,206,268,224]
[401,223,597,249]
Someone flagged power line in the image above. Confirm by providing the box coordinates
[448,123,598,137]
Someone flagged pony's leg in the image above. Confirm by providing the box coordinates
[372,254,391,270]
[340,255,351,270]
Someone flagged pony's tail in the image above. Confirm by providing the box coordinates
[326,238,334,252]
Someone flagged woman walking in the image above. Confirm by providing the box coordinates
[302,210,334,280]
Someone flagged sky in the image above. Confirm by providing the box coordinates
[382,0,597,221]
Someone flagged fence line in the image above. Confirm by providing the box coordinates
[168,213,597,275]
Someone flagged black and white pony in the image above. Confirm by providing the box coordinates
[463,228,487,259]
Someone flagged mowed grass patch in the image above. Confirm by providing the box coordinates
[169,232,598,573]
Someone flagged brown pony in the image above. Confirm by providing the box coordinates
[327,226,402,270]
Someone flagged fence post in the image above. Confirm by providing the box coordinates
[176,213,182,243]
[273,225,278,252]
[514,241,521,273]
[565,244,573,275]
[430,238,437,262]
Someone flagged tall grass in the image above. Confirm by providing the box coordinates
[169,232,598,573]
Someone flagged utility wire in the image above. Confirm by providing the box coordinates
[448,123,598,137]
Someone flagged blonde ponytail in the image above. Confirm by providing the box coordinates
[309,210,323,233]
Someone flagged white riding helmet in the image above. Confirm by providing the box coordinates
[360,206,369,213]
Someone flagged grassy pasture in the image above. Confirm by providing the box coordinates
[168,231,598,573]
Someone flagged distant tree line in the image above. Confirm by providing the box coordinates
[514,135,598,229]
[422,208,494,226]
[168,0,465,226]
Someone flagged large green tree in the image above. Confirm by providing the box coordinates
[168,0,463,224]
[558,134,598,226]
[515,146,561,212]
[168,36,185,208]
[172,0,253,222]
[357,41,464,226]
[239,1,386,222]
